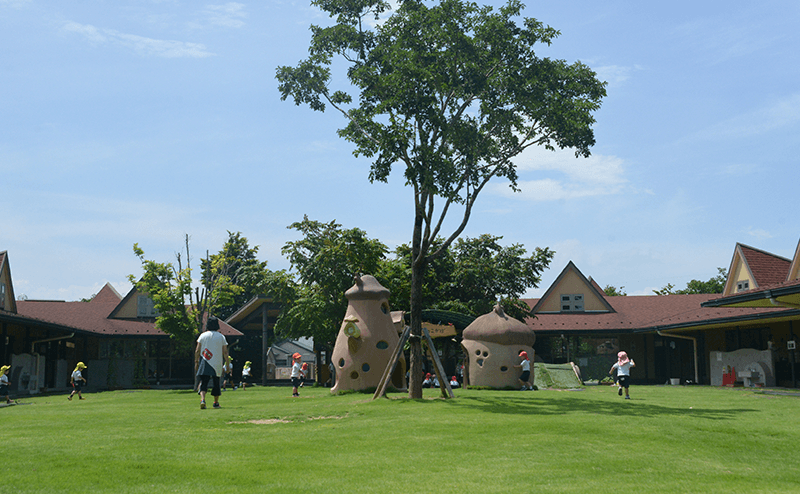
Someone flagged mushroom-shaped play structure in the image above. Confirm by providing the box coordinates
[331,275,407,393]
[461,304,536,389]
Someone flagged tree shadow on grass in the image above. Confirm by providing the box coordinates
[442,393,757,420]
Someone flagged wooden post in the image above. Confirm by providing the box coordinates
[261,303,269,385]
[373,326,411,400]
[422,328,454,399]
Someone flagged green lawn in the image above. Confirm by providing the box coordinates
[2,385,799,493]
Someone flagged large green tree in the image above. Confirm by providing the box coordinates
[129,235,241,347]
[277,0,606,397]
[378,234,553,320]
[276,216,388,356]
[130,233,278,349]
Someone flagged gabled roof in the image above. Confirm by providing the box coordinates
[226,295,281,331]
[525,293,792,334]
[702,277,800,309]
[787,238,800,282]
[724,243,791,294]
[16,282,242,338]
[0,251,18,314]
[531,261,614,314]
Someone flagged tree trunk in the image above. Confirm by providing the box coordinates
[408,206,426,399]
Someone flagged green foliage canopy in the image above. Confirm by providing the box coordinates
[378,234,553,320]
[276,216,388,349]
[278,0,605,397]
[653,268,728,295]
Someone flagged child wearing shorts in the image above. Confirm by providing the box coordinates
[240,361,252,390]
[69,362,87,401]
[610,351,635,399]
[1,365,13,404]
[290,353,304,397]
[515,351,533,390]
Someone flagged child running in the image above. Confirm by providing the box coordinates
[240,361,252,390]
[290,353,304,397]
[515,351,534,390]
[68,362,88,401]
[1,365,13,404]
[609,351,635,399]
[222,356,234,391]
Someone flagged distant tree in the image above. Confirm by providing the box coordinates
[201,231,274,321]
[128,235,241,346]
[675,268,728,294]
[653,283,675,296]
[277,217,388,355]
[603,285,627,296]
[654,268,728,296]
[277,0,605,397]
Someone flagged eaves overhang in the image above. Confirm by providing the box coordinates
[702,284,800,309]
[633,309,800,334]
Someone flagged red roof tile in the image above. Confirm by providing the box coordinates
[524,293,787,333]
[16,283,242,338]
[739,244,791,288]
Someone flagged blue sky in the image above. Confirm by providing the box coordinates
[2,0,798,302]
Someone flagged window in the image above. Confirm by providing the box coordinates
[0,282,5,310]
[137,295,159,318]
[560,294,584,312]
[736,280,750,292]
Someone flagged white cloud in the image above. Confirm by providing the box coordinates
[690,93,800,142]
[63,21,214,58]
[0,0,31,9]
[673,16,781,65]
[743,228,773,241]
[594,64,645,88]
[202,3,247,28]
[493,145,627,201]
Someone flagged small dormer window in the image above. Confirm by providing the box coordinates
[736,280,750,292]
[0,282,5,310]
[137,295,159,318]
[561,294,584,312]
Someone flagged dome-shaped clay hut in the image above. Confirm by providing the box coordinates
[461,304,535,389]
[331,275,407,393]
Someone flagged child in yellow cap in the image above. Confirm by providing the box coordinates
[240,361,252,390]
[1,365,13,404]
[222,356,234,391]
[68,362,87,401]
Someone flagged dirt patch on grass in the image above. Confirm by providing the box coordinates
[229,415,347,425]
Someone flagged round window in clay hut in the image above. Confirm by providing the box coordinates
[350,371,359,379]
[362,363,370,372]
[482,351,488,357]
[339,358,345,367]
[500,366,508,372]
[376,340,389,350]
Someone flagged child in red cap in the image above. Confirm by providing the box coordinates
[290,353,303,397]
[422,373,432,388]
[515,351,533,390]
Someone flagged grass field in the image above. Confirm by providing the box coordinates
[2,384,799,493]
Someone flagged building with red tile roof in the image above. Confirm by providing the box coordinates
[0,251,241,394]
[4,236,800,392]
[523,239,800,387]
